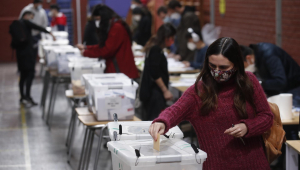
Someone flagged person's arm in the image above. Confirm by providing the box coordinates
[83,23,125,58]
[261,56,287,91]
[151,85,197,134]
[25,20,50,33]
[239,73,274,138]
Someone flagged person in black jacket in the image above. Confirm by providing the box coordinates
[240,43,300,106]
[132,7,152,46]
[83,18,99,45]
[139,23,176,120]
[15,11,55,105]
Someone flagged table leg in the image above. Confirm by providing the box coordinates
[67,111,78,163]
[85,129,95,170]
[77,127,89,169]
[41,70,50,118]
[66,103,75,148]
[93,126,107,170]
[82,128,93,170]
[46,77,56,122]
[48,80,59,131]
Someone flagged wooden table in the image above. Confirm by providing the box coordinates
[282,118,299,126]
[75,107,141,170]
[286,140,300,170]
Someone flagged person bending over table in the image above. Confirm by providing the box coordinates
[149,37,273,170]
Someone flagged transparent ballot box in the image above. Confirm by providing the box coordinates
[47,48,81,73]
[107,121,184,141]
[38,39,70,59]
[68,61,106,95]
[107,138,207,170]
[84,74,138,121]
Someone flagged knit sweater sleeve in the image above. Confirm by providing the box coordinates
[239,72,274,138]
[152,85,197,133]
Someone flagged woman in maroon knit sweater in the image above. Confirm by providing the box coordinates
[149,37,273,170]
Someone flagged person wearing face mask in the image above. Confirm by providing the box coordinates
[83,16,99,46]
[139,23,176,120]
[19,0,48,61]
[182,28,208,69]
[49,4,67,31]
[126,0,143,33]
[10,11,55,106]
[132,7,152,46]
[240,44,300,107]
[157,6,180,29]
[77,5,138,79]
[167,0,195,17]
[149,37,274,170]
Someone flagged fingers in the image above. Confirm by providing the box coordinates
[224,127,236,134]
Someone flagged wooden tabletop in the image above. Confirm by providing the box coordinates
[282,118,299,125]
[76,107,142,126]
[49,69,70,78]
[169,76,190,93]
[65,90,86,99]
[286,140,300,154]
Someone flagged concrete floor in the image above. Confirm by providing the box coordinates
[0,63,112,170]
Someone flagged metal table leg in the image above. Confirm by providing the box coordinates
[82,128,93,170]
[66,103,75,148]
[85,129,95,170]
[45,77,56,122]
[48,78,59,131]
[67,110,78,163]
[77,127,89,169]
[41,70,50,119]
[93,125,107,170]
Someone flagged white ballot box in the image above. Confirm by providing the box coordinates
[107,121,184,141]
[107,138,207,170]
[84,74,138,121]
[68,61,106,95]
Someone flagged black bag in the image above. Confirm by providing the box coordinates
[9,20,28,49]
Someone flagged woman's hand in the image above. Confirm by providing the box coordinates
[80,49,85,56]
[182,61,190,67]
[224,123,248,138]
[149,122,166,141]
[76,44,85,51]
[50,33,56,41]
[163,90,173,101]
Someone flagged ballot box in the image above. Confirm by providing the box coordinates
[84,74,138,121]
[107,138,207,170]
[107,121,184,141]
[47,48,81,73]
[68,61,106,95]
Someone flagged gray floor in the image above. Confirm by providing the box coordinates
[0,63,112,170]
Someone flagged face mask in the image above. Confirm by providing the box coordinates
[170,12,181,19]
[163,16,171,23]
[131,4,137,10]
[95,20,100,28]
[187,42,196,51]
[48,11,53,17]
[37,4,42,10]
[245,64,256,73]
[209,67,236,82]
[133,15,141,21]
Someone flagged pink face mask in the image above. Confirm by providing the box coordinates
[209,67,236,82]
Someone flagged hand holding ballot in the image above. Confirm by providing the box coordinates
[149,122,166,141]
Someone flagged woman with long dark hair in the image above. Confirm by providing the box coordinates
[77,4,139,79]
[149,37,273,169]
[139,23,176,120]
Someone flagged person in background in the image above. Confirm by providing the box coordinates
[49,4,67,31]
[132,7,152,46]
[149,37,273,170]
[175,12,201,61]
[182,28,208,69]
[167,0,195,17]
[19,0,48,60]
[11,11,55,105]
[157,6,180,28]
[139,23,176,120]
[77,5,139,79]
[127,0,144,32]
[83,17,99,46]
[240,43,300,106]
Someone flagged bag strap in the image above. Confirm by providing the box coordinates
[112,57,120,73]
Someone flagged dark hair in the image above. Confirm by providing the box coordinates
[132,7,145,16]
[240,45,254,61]
[143,23,176,53]
[22,11,34,18]
[132,0,142,4]
[50,4,60,11]
[92,4,132,47]
[195,37,255,119]
[33,0,42,4]
[168,0,182,9]
[157,6,167,15]
[185,28,203,41]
